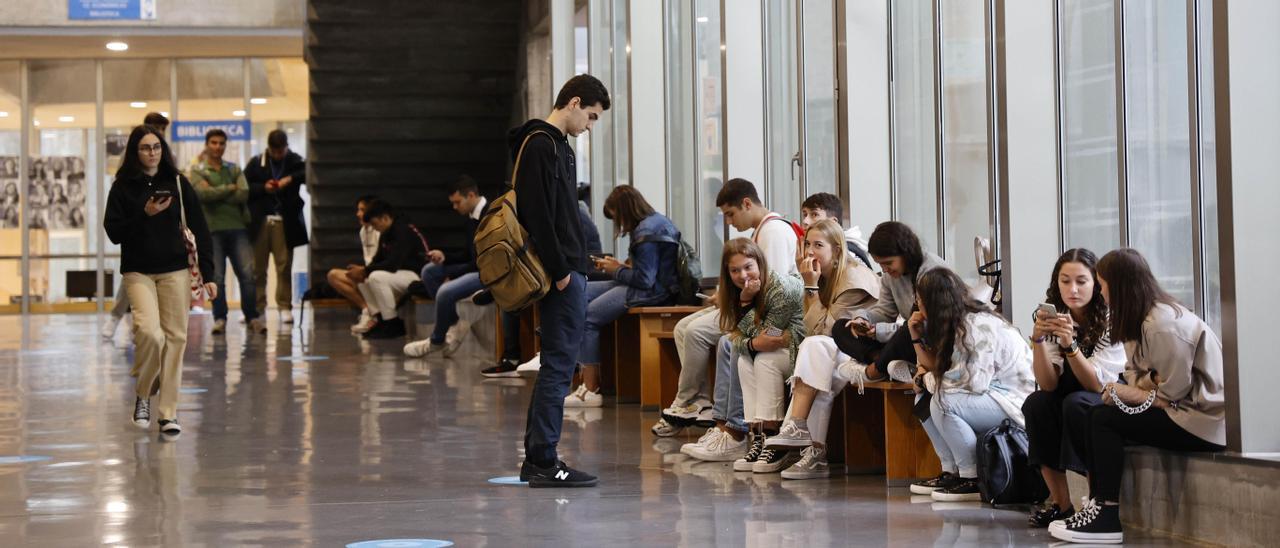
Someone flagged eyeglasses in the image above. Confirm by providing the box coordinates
[138,144,163,154]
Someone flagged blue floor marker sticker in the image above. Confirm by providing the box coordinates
[347,541,454,548]
[0,455,52,465]
[487,476,527,486]
[277,355,329,362]
[180,388,208,394]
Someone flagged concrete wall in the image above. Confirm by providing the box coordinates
[1,0,303,28]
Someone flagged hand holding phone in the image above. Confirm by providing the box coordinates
[1036,302,1058,322]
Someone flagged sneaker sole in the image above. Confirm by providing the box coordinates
[660,413,699,427]
[528,478,598,488]
[764,437,812,449]
[481,370,520,378]
[686,449,743,463]
[781,469,829,480]
[651,425,684,437]
[910,484,940,495]
[931,491,983,502]
[516,369,540,378]
[732,461,756,472]
[132,419,149,429]
[563,400,603,408]
[159,425,181,434]
[1049,528,1122,544]
[752,458,798,474]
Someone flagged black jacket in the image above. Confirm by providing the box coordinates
[367,219,429,275]
[104,170,214,281]
[444,214,481,273]
[509,120,587,281]
[244,150,308,248]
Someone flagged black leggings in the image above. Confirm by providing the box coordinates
[831,320,916,373]
[1068,405,1224,502]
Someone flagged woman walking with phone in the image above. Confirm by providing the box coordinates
[104,125,216,436]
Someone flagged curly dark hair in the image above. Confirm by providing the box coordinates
[916,268,992,377]
[1044,248,1109,356]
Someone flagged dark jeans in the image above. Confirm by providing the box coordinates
[831,321,917,372]
[211,229,257,321]
[1070,405,1223,502]
[1023,388,1099,475]
[523,271,587,467]
[501,309,521,361]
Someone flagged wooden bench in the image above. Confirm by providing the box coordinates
[606,306,707,409]
[840,380,942,485]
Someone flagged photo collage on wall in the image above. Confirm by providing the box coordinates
[0,156,88,230]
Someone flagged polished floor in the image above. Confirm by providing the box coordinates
[0,309,1194,547]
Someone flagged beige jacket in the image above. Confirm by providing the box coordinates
[803,262,880,337]
[1122,303,1226,446]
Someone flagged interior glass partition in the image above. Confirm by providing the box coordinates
[891,0,939,254]
[940,0,993,281]
[762,0,801,221]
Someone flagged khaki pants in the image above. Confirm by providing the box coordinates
[254,218,293,313]
[123,269,190,420]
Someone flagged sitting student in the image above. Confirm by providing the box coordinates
[713,238,805,474]
[348,200,428,339]
[1023,248,1126,527]
[328,195,381,332]
[763,219,880,479]
[564,185,681,407]
[1051,248,1225,545]
[799,192,872,269]
[909,268,1035,502]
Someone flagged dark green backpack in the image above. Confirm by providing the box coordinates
[633,234,702,305]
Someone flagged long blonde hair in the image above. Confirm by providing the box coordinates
[717,238,770,333]
[807,219,850,307]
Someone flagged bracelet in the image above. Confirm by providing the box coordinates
[1112,386,1156,415]
[804,286,819,292]
[746,338,756,353]
[912,338,926,346]
[1032,336,1047,344]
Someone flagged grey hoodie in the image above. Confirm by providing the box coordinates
[854,251,949,343]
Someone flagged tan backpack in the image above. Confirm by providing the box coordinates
[473,130,554,311]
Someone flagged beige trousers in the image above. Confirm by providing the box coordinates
[124,269,190,420]
[254,219,293,312]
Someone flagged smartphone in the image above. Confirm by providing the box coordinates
[695,292,712,301]
[1037,302,1058,320]
[149,188,173,201]
[765,326,783,337]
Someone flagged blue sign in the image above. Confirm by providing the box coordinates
[68,0,157,21]
[172,120,252,142]
[347,541,453,548]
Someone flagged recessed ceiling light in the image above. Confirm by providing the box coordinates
[58,116,75,123]
[0,111,8,118]
[129,101,147,108]
[285,128,295,133]
[105,41,129,52]
[232,110,246,117]
[33,120,40,126]
[250,97,267,105]
[159,111,169,118]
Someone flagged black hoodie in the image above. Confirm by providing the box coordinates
[508,120,587,281]
[104,170,214,281]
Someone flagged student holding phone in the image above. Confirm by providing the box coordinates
[104,125,216,437]
[717,238,806,474]
[1022,249,1127,527]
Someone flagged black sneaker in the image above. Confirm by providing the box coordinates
[909,471,959,495]
[472,290,495,306]
[363,317,407,339]
[1029,503,1074,528]
[132,397,150,429]
[750,446,795,473]
[1050,502,1122,544]
[158,419,181,434]
[733,432,765,472]
[930,477,982,502]
[519,460,598,488]
[481,359,520,378]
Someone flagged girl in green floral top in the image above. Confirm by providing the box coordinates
[715,238,806,474]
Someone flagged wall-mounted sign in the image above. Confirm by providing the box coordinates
[171,120,252,142]
[68,0,157,21]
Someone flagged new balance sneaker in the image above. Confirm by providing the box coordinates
[158,419,181,434]
[685,428,749,462]
[516,353,542,378]
[1029,503,1075,528]
[836,357,888,394]
[886,359,917,384]
[101,315,122,340]
[563,384,603,408]
[211,319,227,334]
[404,338,446,358]
[765,419,813,448]
[733,432,766,471]
[281,310,294,324]
[651,417,684,437]
[910,471,961,495]
[350,314,377,334]
[480,359,520,378]
[249,318,267,334]
[1050,501,1122,544]
[751,446,798,474]
[363,317,406,339]
[930,477,983,502]
[781,445,829,480]
[519,460,598,488]
[132,397,150,429]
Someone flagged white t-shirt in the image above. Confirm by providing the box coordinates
[360,225,380,266]
[753,213,799,277]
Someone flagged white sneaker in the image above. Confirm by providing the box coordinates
[686,428,749,462]
[249,318,267,334]
[563,384,603,408]
[516,353,541,378]
[101,315,121,340]
[281,310,294,324]
[651,417,684,437]
[781,446,830,480]
[836,358,886,394]
[350,315,377,334]
[211,319,227,334]
[403,339,445,358]
[886,360,917,384]
[681,427,722,457]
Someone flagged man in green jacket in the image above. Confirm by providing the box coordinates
[191,128,262,335]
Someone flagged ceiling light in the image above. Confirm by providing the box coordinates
[250,97,267,105]
[129,101,147,108]
[105,41,129,52]
[0,111,8,118]
[33,120,40,126]
[285,128,295,133]
[232,110,246,117]
[696,16,709,23]
[159,111,169,118]
[58,116,74,123]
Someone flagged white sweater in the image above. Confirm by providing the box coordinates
[925,312,1036,427]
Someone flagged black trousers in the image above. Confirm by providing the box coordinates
[831,320,916,372]
[1023,389,1098,475]
[1066,404,1223,502]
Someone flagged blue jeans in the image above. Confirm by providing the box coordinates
[420,262,475,299]
[712,335,747,433]
[927,391,1011,478]
[428,272,486,344]
[210,229,257,321]
[501,309,521,361]
[524,271,587,467]
[577,280,630,365]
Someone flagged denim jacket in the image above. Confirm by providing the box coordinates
[615,212,681,307]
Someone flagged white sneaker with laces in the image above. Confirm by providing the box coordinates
[836,358,885,394]
[403,339,445,358]
[886,360,917,384]
[681,427,721,456]
[686,428,749,462]
[781,446,830,480]
[350,315,377,334]
[651,417,684,437]
[516,353,542,377]
[563,384,603,408]
[101,315,122,340]
[281,310,294,324]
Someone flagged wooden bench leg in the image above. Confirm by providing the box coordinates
[882,388,942,486]
[636,314,666,410]
[656,338,680,410]
[843,388,888,474]
[613,314,641,404]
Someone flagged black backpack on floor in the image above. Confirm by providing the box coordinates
[977,419,1049,505]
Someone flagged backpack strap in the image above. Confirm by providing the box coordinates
[510,130,558,191]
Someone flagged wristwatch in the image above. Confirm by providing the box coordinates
[1062,340,1079,355]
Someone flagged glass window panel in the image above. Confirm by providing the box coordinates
[763,0,800,221]
[588,0,617,252]
[176,59,247,167]
[104,59,172,261]
[0,259,19,305]
[941,0,992,282]
[249,58,311,279]
[1124,0,1194,306]
[664,0,696,265]
[694,0,725,274]
[574,8,591,187]
[1196,0,1219,332]
[1060,0,1121,253]
[892,0,939,254]
[801,0,838,199]
[0,61,20,261]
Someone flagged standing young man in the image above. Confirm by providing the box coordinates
[514,75,609,488]
[245,130,307,324]
[191,128,262,334]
